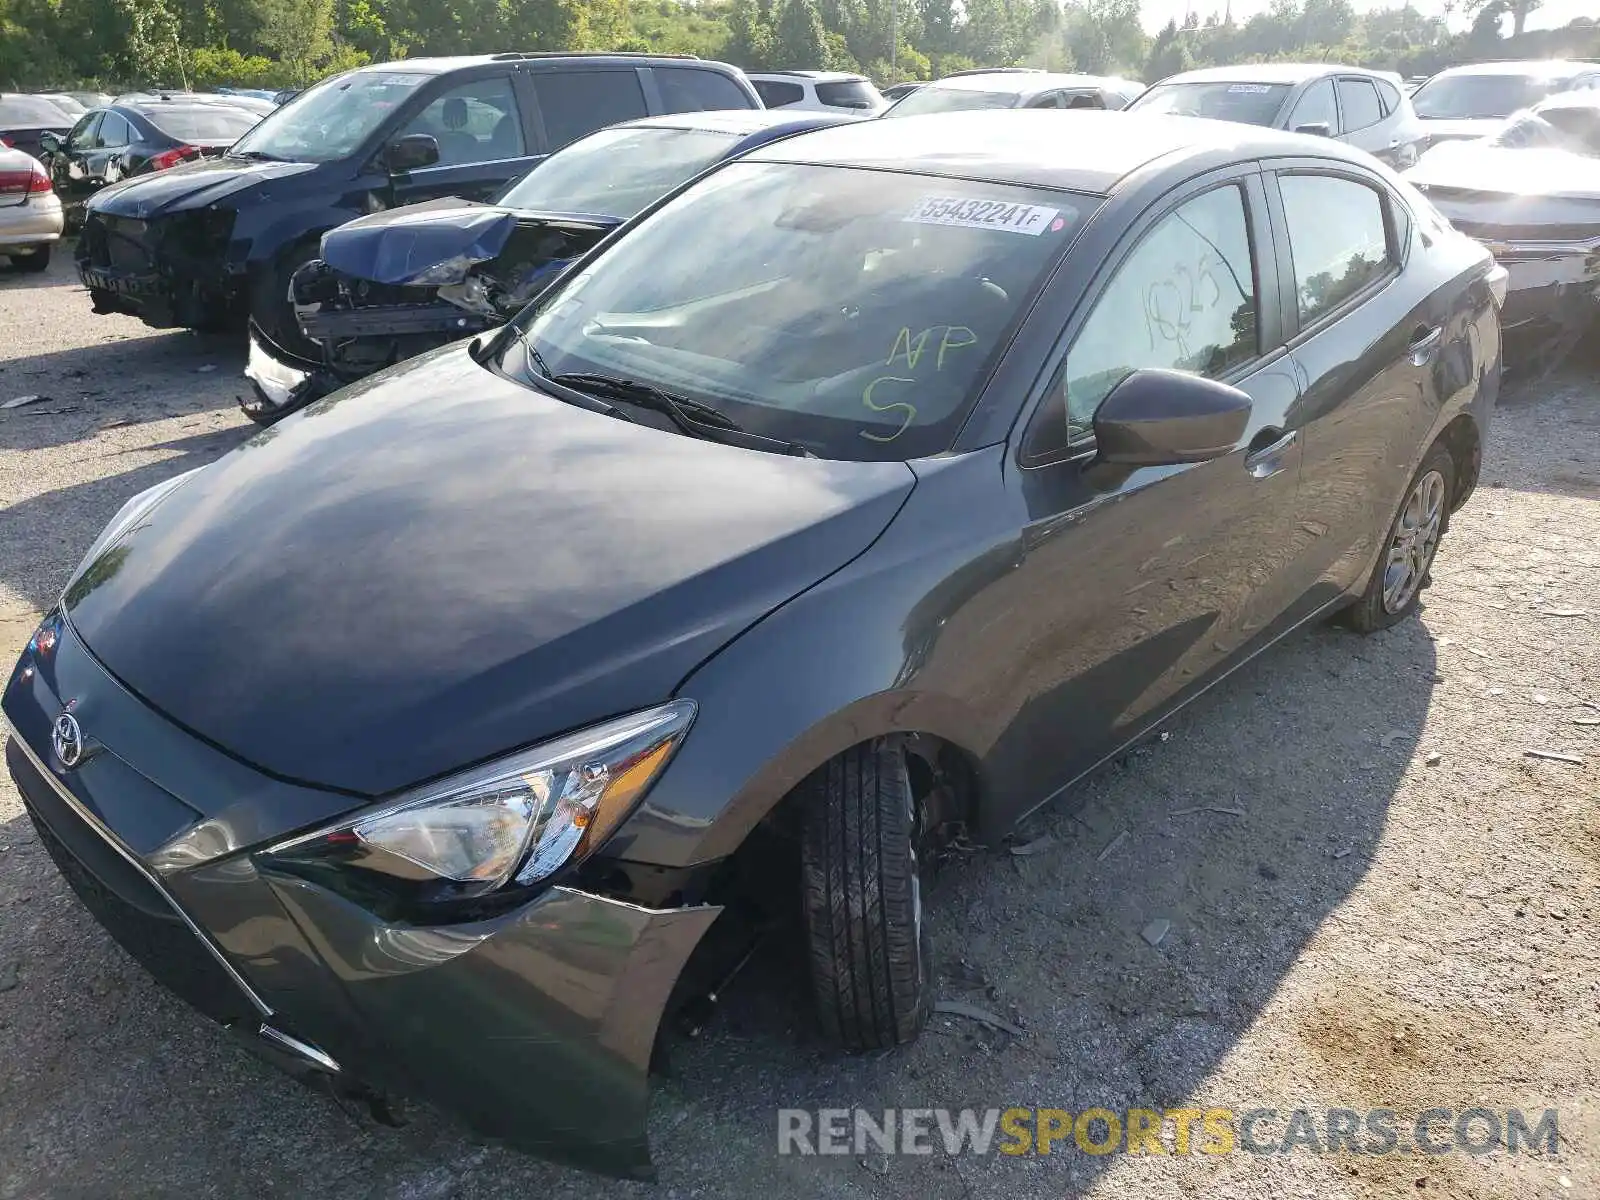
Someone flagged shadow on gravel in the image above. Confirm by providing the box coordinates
[0,332,245,454]
[0,426,246,614]
[0,257,76,290]
[0,614,1437,1197]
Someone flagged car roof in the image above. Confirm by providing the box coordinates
[1430,59,1593,79]
[619,109,859,136]
[364,53,736,75]
[749,70,869,84]
[743,109,1366,195]
[919,70,1121,97]
[1154,62,1379,85]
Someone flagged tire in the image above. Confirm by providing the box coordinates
[248,243,321,360]
[13,245,51,273]
[800,741,933,1051]
[1339,442,1454,634]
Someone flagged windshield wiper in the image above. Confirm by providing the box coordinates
[504,328,633,424]
[229,149,282,162]
[550,372,813,457]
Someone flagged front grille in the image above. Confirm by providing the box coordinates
[79,214,154,273]
[7,742,258,1027]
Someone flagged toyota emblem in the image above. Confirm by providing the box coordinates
[52,710,84,769]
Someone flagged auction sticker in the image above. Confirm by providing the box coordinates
[1227,83,1274,93]
[905,196,1062,236]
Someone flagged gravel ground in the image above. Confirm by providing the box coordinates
[0,253,1595,1200]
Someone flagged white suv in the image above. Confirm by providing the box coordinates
[748,71,886,114]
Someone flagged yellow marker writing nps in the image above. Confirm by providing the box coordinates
[887,327,932,369]
[859,375,917,442]
[937,325,976,370]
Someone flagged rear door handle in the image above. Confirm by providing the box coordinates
[1244,429,1298,479]
[1408,325,1443,366]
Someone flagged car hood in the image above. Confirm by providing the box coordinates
[89,154,318,218]
[320,196,621,286]
[1416,116,1506,143]
[1410,142,1600,201]
[62,345,914,797]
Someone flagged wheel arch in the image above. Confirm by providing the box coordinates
[605,689,992,871]
[1437,411,1481,513]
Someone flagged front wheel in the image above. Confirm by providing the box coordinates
[799,741,933,1051]
[248,244,321,361]
[1340,442,1454,634]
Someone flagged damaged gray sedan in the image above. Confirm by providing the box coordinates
[1407,91,1600,362]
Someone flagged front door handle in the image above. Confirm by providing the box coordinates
[1244,428,1298,480]
[1408,325,1443,366]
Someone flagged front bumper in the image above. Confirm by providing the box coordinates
[1445,225,1600,334]
[3,626,720,1178]
[76,210,240,327]
[240,321,336,424]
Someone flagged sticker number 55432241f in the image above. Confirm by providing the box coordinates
[904,196,1063,236]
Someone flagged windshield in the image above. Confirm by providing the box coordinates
[815,80,883,110]
[154,107,261,142]
[1411,73,1572,120]
[0,96,74,126]
[496,162,1090,460]
[501,126,741,218]
[1129,81,1291,125]
[229,69,428,162]
[886,86,1020,116]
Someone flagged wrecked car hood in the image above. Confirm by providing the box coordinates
[1410,143,1600,203]
[1417,117,1506,144]
[62,344,915,797]
[89,155,319,218]
[321,195,621,285]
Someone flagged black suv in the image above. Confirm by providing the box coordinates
[74,54,759,345]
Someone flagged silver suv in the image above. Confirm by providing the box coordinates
[1131,63,1427,169]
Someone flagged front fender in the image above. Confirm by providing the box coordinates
[607,446,1025,868]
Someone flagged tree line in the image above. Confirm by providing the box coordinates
[1,0,1596,95]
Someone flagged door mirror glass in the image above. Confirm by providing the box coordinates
[383,133,440,173]
[1094,368,1252,466]
[1294,121,1333,137]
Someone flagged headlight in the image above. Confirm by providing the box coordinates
[263,701,694,914]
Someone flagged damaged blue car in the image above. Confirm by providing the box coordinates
[243,108,858,423]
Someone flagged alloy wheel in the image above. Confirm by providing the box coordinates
[1382,468,1446,614]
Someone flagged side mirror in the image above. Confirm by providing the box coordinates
[1294,122,1333,138]
[382,133,440,174]
[1093,368,1252,467]
[37,131,62,155]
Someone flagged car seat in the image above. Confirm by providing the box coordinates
[437,97,479,163]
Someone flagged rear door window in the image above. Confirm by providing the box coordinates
[399,75,524,165]
[752,79,806,108]
[1337,79,1383,132]
[813,79,882,110]
[656,66,755,112]
[1288,79,1338,133]
[1278,174,1394,326]
[533,70,649,150]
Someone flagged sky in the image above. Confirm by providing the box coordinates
[1137,0,1594,34]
